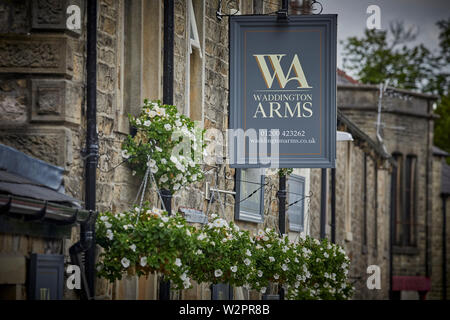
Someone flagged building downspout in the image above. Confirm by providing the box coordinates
[331,168,336,243]
[389,163,397,299]
[443,195,447,300]
[69,0,98,300]
[320,168,327,240]
[159,0,174,301]
[425,100,433,279]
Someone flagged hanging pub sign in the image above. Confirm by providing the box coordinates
[228,15,337,168]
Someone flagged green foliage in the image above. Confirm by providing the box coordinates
[342,19,450,158]
[96,206,353,299]
[121,100,205,192]
[342,21,439,92]
[278,168,293,177]
[434,95,450,164]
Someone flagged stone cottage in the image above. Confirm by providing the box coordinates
[0,0,448,300]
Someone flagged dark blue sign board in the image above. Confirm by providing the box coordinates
[229,15,337,168]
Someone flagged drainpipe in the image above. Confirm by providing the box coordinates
[389,164,397,299]
[331,168,336,243]
[320,169,327,239]
[159,0,174,301]
[68,0,98,300]
[443,195,447,300]
[425,100,433,279]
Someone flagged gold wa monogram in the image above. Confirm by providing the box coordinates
[253,54,312,89]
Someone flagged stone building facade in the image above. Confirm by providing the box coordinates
[0,0,448,300]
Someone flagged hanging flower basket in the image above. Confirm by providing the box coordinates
[121,99,206,192]
[96,206,354,299]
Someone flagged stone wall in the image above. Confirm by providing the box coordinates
[308,137,391,299]
[338,84,438,298]
[428,156,450,299]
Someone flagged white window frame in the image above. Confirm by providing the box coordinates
[234,168,265,223]
[287,174,306,232]
[188,0,202,58]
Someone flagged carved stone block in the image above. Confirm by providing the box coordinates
[31,79,67,122]
[31,0,83,36]
[0,35,73,77]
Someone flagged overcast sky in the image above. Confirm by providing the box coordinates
[319,0,450,73]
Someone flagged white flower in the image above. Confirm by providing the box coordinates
[174,258,182,267]
[260,287,267,294]
[245,249,252,257]
[140,256,147,267]
[257,270,263,277]
[170,155,178,164]
[143,120,151,127]
[132,170,136,176]
[230,266,238,273]
[274,274,279,280]
[106,229,113,240]
[135,119,141,125]
[196,249,203,255]
[214,269,223,277]
[160,174,168,183]
[121,150,130,159]
[266,244,272,248]
[100,216,109,222]
[175,119,182,127]
[269,256,275,262]
[121,257,130,268]
[147,159,156,168]
[161,217,169,223]
[155,146,162,152]
[104,222,112,228]
[211,214,218,219]
[173,183,181,191]
[197,233,207,241]
[155,108,165,117]
[281,264,289,271]
[161,158,167,165]
[149,110,157,118]
[324,252,329,258]
[244,258,251,266]
[186,229,191,236]
[164,124,172,131]
[159,223,164,227]
[129,244,136,252]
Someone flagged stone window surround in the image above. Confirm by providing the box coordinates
[392,152,419,249]
[185,0,205,123]
[117,0,162,134]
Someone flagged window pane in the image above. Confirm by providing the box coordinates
[287,175,305,232]
[240,169,262,215]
